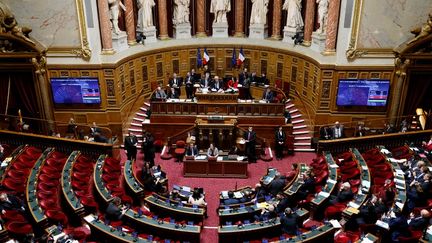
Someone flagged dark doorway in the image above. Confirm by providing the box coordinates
[403,71,432,116]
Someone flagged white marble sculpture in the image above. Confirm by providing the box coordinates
[136,0,156,29]
[283,0,304,32]
[108,0,126,34]
[173,0,190,25]
[316,0,328,34]
[210,0,231,24]
[250,0,269,25]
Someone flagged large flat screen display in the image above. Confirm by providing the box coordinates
[50,77,101,104]
[336,79,390,107]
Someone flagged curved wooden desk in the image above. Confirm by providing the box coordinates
[61,151,85,216]
[183,155,248,178]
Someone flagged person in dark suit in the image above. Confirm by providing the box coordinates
[280,208,302,235]
[296,172,315,200]
[356,195,387,225]
[142,132,155,167]
[275,126,286,160]
[250,72,259,84]
[268,176,286,196]
[238,68,248,86]
[320,126,332,140]
[330,182,353,205]
[331,121,344,139]
[200,72,212,89]
[223,191,240,205]
[0,193,25,214]
[169,73,182,96]
[275,193,290,214]
[244,126,257,163]
[168,87,179,99]
[124,131,138,161]
[191,68,200,82]
[185,143,198,156]
[90,121,101,135]
[210,76,224,92]
[260,73,269,85]
[0,144,4,162]
[388,209,411,242]
[184,72,194,99]
[105,197,128,221]
[409,209,430,230]
[262,87,274,103]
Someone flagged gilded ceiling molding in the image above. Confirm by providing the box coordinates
[394,12,432,57]
[345,0,394,60]
[48,0,92,61]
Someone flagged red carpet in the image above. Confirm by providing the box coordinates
[123,150,317,243]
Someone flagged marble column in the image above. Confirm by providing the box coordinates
[271,0,282,39]
[324,0,341,53]
[303,0,316,46]
[124,0,136,45]
[196,0,207,37]
[234,0,245,37]
[97,0,114,53]
[158,0,169,39]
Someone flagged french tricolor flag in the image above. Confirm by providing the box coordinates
[237,47,245,66]
[203,48,210,65]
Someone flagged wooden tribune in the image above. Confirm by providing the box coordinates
[183,156,248,178]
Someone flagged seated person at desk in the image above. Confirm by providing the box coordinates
[142,163,166,192]
[210,76,224,92]
[169,73,182,94]
[329,182,354,205]
[188,190,207,206]
[254,204,276,222]
[275,193,291,214]
[200,72,212,89]
[388,209,411,242]
[286,163,298,181]
[0,192,25,214]
[223,191,240,205]
[262,87,274,103]
[184,72,195,99]
[228,145,240,155]
[154,86,167,100]
[409,209,431,230]
[407,173,431,211]
[170,189,182,202]
[185,143,198,157]
[207,143,219,158]
[296,172,316,201]
[356,195,387,225]
[280,208,302,235]
[227,77,239,89]
[105,197,128,221]
[168,87,179,99]
[260,73,269,85]
[268,175,287,196]
[249,72,259,84]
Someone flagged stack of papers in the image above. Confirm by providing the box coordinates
[395,202,404,209]
[376,220,389,229]
[221,191,229,199]
[318,191,330,198]
[360,237,374,243]
[348,201,360,209]
[330,164,339,168]
[83,214,96,223]
[329,220,342,228]
[346,207,360,214]
[217,157,223,161]
[361,165,368,171]
[234,191,243,198]
[327,179,337,184]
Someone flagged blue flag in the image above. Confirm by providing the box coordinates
[197,48,202,67]
[231,48,237,68]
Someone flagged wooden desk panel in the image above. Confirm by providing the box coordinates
[184,157,248,178]
[195,93,238,103]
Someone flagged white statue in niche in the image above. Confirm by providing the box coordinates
[283,0,304,31]
[173,0,190,25]
[250,0,269,25]
[210,0,231,24]
[108,0,126,34]
[316,0,328,34]
[136,0,156,29]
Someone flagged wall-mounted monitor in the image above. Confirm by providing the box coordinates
[336,79,390,107]
[50,77,101,105]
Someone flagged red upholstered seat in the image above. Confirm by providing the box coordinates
[26,146,42,155]
[103,164,121,173]
[160,145,173,160]
[315,170,329,184]
[102,173,119,183]
[37,182,57,191]
[110,220,123,227]
[174,140,186,156]
[72,171,91,181]
[153,139,163,152]
[121,195,133,205]
[50,151,66,159]
[80,196,98,207]
[340,161,357,170]
[3,178,25,192]
[12,160,34,170]
[75,190,91,198]
[45,158,64,168]
[325,203,346,219]
[105,157,120,167]
[7,169,29,179]
[41,166,61,175]
[46,210,68,226]
[6,221,33,234]
[3,210,26,222]
[77,155,91,164]
[38,174,57,182]
[40,199,61,211]
[37,190,56,199]
[73,162,93,173]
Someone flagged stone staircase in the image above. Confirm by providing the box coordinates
[285,99,315,152]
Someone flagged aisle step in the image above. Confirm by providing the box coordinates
[294,148,315,152]
[136,112,148,118]
[293,125,307,129]
[285,104,294,109]
[133,117,145,122]
[291,114,302,119]
[289,109,298,114]
[140,107,148,112]
[293,130,309,135]
[294,142,311,146]
[295,136,311,140]
[292,119,304,124]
